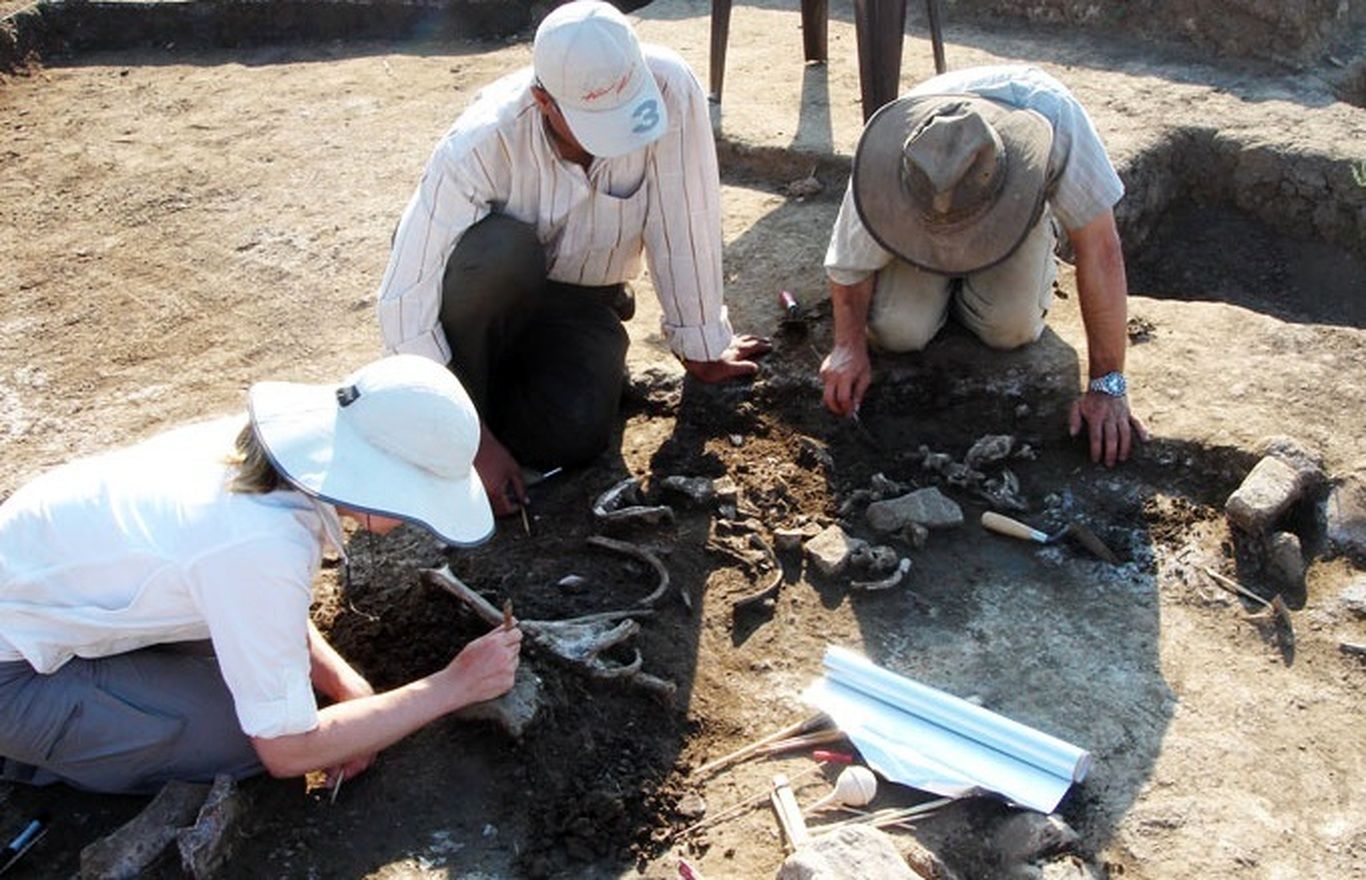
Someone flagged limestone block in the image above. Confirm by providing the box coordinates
[1225,456,1304,532]
[867,488,964,534]
[805,525,867,577]
[776,826,923,880]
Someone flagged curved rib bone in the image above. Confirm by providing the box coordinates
[587,535,671,607]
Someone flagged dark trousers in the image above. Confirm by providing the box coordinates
[441,214,630,469]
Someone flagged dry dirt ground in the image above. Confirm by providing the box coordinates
[1,0,1365,878]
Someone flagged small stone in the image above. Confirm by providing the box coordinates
[1339,578,1366,618]
[454,665,542,739]
[658,475,716,505]
[869,472,907,500]
[776,825,923,879]
[1225,456,1304,533]
[713,476,740,505]
[676,792,707,820]
[798,435,835,470]
[904,522,929,550]
[775,522,822,551]
[866,487,964,533]
[1264,531,1305,590]
[1325,474,1366,560]
[805,524,867,577]
[994,811,1080,864]
[557,574,588,590]
[729,434,745,447]
[903,837,961,880]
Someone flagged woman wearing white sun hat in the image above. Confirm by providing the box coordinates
[0,355,521,794]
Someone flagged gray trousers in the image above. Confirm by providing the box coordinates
[0,644,261,795]
[441,214,631,470]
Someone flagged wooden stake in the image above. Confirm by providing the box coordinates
[770,774,810,849]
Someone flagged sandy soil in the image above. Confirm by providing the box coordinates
[1,1,1364,878]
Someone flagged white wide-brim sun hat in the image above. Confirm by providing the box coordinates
[248,355,494,547]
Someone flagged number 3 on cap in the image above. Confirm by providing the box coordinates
[631,99,660,134]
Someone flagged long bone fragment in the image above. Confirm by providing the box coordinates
[423,566,675,701]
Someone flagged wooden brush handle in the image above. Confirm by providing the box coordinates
[981,511,1049,543]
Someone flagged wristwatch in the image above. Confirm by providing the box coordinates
[1088,371,1127,397]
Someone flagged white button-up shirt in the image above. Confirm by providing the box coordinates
[0,417,339,739]
[378,45,734,365]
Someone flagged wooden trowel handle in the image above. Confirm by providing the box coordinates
[981,511,1049,543]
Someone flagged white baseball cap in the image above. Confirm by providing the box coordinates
[248,355,494,547]
[533,0,668,158]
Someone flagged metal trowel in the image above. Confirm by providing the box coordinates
[777,290,808,337]
[981,511,1119,564]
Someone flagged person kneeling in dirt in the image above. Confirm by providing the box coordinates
[0,355,521,794]
[376,0,770,517]
[820,65,1149,467]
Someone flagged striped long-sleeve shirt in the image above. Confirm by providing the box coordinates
[377,45,734,364]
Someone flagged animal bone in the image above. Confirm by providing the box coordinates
[850,558,911,591]
[592,477,675,527]
[423,566,675,700]
[586,534,672,607]
[981,468,1029,511]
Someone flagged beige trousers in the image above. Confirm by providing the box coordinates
[867,215,1058,353]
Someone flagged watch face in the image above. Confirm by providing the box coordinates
[1093,372,1126,396]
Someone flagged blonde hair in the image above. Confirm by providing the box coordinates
[226,420,285,495]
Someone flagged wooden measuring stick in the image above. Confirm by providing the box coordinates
[692,713,829,778]
[751,729,846,757]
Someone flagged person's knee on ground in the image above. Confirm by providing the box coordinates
[866,259,952,353]
[439,214,549,407]
[488,298,629,469]
[955,215,1057,350]
[493,376,621,469]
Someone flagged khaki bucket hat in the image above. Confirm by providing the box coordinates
[852,94,1053,275]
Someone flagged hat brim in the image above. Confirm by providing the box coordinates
[853,94,1053,276]
[558,65,668,159]
[248,380,494,548]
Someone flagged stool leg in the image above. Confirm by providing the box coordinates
[926,0,946,74]
[853,0,908,121]
[801,0,828,62]
[709,0,734,102]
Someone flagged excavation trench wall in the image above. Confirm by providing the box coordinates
[1117,128,1366,261]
